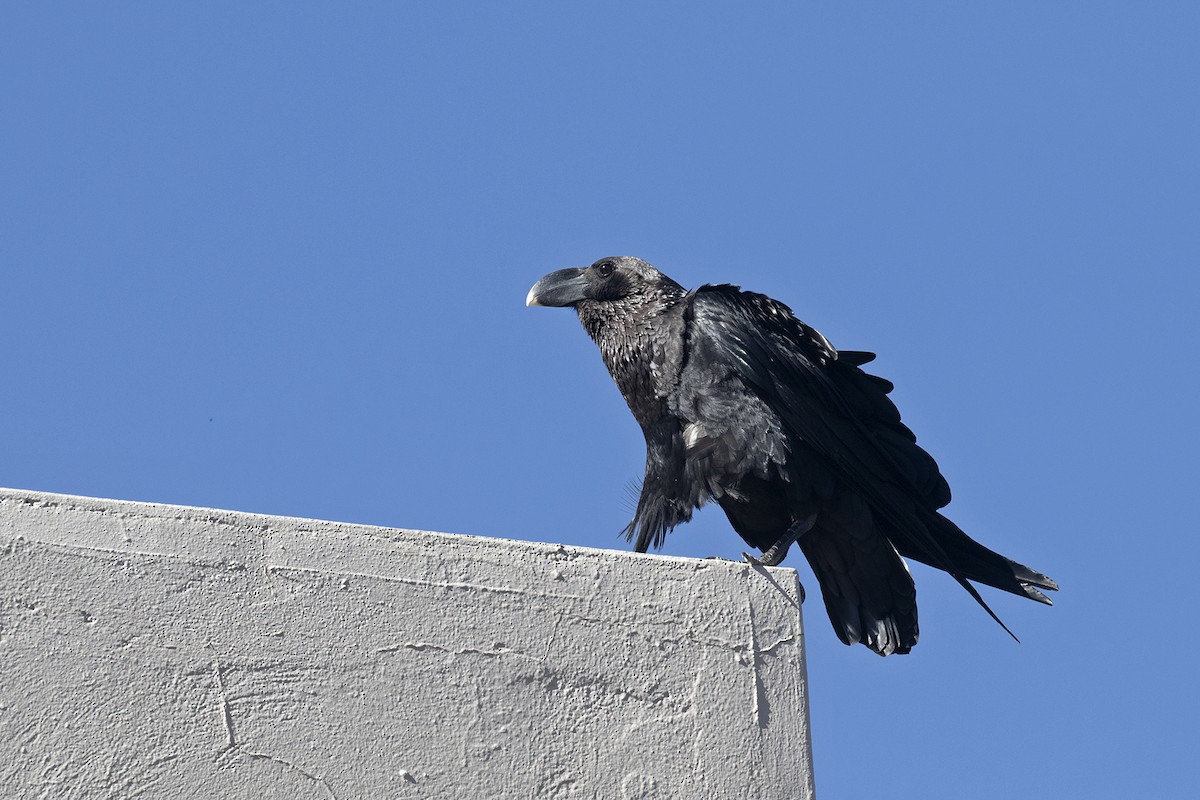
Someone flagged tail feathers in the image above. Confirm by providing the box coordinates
[800,515,919,657]
[1006,558,1059,604]
[944,568,1023,644]
[876,511,1057,644]
[895,512,1059,605]
[1019,582,1054,605]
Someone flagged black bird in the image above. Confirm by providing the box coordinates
[527,256,1057,656]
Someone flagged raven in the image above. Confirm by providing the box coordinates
[527,256,1057,656]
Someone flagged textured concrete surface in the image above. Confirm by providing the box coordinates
[0,488,814,799]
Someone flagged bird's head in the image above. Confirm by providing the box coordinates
[526,256,685,310]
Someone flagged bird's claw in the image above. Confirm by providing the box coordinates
[744,549,786,567]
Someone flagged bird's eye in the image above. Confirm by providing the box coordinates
[596,261,615,277]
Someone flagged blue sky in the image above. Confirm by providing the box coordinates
[3,3,1196,796]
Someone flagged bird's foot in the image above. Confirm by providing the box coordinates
[742,545,790,568]
[746,513,818,567]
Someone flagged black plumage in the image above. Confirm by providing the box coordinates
[527,256,1057,656]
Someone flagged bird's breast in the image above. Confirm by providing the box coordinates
[586,307,686,430]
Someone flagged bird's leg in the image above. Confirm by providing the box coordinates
[743,513,818,568]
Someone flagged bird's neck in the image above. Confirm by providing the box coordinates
[577,291,687,429]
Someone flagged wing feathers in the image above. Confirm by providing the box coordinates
[687,285,1056,642]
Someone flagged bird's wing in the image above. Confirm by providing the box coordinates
[686,285,1024,635]
[687,285,946,504]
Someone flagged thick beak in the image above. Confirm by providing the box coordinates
[526,268,591,307]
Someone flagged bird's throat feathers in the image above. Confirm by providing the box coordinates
[576,287,687,428]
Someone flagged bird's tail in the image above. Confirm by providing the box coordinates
[800,495,920,656]
[902,512,1059,605]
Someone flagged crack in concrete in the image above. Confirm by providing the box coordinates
[243,751,338,799]
[756,633,796,656]
[375,640,536,662]
[548,607,754,656]
[745,578,765,730]
[206,645,336,798]
[207,645,237,750]
[739,582,768,734]
[267,564,587,602]
[688,666,705,785]
[512,664,672,706]
[541,608,565,662]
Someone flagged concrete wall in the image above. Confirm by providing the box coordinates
[0,488,814,799]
